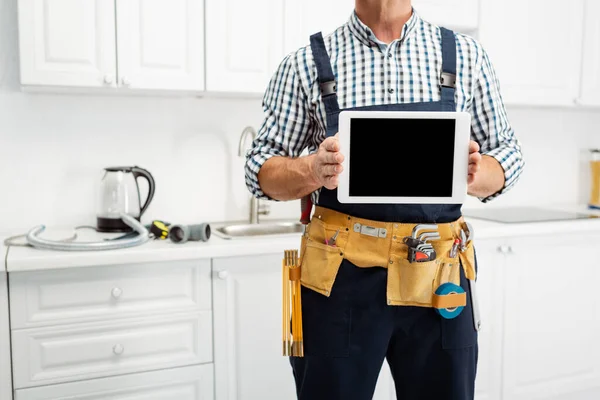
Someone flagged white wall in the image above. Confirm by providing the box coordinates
[1,0,600,234]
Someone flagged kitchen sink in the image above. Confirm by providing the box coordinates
[213,221,304,239]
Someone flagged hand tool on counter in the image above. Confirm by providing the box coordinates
[169,223,211,243]
[403,224,440,263]
[283,249,304,357]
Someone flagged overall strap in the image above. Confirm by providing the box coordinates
[310,32,341,137]
[439,27,457,111]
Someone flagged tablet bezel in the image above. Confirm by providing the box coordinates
[337,110,472,204]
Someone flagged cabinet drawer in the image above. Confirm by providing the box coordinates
[10,260,211,329]
[14,363,214,400]
[12,312,212,389]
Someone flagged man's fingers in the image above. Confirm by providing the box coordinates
[322,151,344,164]
[322,137,340,152]
[323,175,339,190]
[469,152,482,164]
[320,164,343,176]
[469,140,480,153]
[468,163,480,175]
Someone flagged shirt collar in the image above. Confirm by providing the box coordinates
[348,8,420,49]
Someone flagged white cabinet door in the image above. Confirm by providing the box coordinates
[579,0,600,107]
[213,254,297,400]
[283,0,353,54]
[18,0,117,87]
[372,363,396,400]
[205,0,284,93]
[116,0,204,91]
[502,234,600,400]
[9,260,211,329]
[473,239,505,400]
[412,0,478,32]
[0,272,12,400]
[12,312,212,388]
[478,0,585,106]
[14,364,214,400]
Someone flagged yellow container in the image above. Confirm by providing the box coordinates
[590,150,600,209]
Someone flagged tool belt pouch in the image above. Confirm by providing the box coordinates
[299,216,476,310]
[298,218,347,296]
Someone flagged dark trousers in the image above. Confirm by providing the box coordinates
[290,260,478,400]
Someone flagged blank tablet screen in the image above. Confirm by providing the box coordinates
[349,118,456,197]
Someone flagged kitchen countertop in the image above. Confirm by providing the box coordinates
[4,205,600,272]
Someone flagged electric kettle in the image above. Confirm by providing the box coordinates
[97,166,156,232]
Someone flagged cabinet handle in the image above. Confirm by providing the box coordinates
[121,76,131,86]
[218,271,229,280]
[111,287,123,299]
[103,74,114,84]
[498,245,509,254]
[113,344,124,355]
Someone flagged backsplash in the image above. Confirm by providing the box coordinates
[1,0,600,234]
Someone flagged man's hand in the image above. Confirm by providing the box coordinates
[310,134,345,190]
[468,140,482,185]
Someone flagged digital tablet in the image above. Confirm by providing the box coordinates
[337,111,472,204]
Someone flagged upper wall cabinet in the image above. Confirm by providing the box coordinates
[579,0,600,107]
[205,0,284,94]
[478,0,585,106]
[412,0,478,32]
[116,0,204,91]
[18,0,117,88]
[18,0,204,91]
[283,0,354,53]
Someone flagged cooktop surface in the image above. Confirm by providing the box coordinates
[462,207,599,224]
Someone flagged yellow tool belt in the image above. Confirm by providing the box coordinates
[298,206,476,308]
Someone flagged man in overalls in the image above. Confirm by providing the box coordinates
[245,0,524,399]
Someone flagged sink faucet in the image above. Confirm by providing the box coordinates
[238,126,270,224]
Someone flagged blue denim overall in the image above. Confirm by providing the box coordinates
[290,29,478,400]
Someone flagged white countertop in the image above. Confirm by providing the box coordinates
[4,205,600,272]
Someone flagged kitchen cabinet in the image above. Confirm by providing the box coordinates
[115,0,204,91]
[412,0,478,32]
[478,0,585,106]
[14,364,214,400]
[0,271,12,400]
[501,233,600,400]
[283,0,353,53]
[18,0,117,88]
[578,0,600,107]
[205,0,284,93]
[18,0,204,91]
[473,239,505,400]
[212,253,297,399]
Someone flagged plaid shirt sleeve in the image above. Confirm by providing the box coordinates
[244,53,315,200]
[470,47,525,202]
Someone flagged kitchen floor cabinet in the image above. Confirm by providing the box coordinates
[205,0,284,94]
[579,0,600,107]
[212,253,396,399]
[18,0,204,91]
[0,272,12,400]
[478,0,585,106]
[14,364,214,400]
[500,233,600,400]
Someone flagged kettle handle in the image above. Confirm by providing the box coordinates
[131,167,156,217]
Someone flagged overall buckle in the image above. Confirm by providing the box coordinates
[320,81,337,96]
[440,72,456,88]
